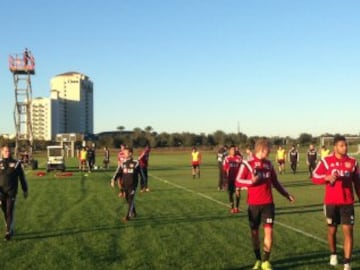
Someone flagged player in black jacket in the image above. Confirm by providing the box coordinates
[111,147,139,222]
[0,145,28,240]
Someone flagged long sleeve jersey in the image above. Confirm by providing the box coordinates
[235,157,290,205]
[0,158,28,197]
[223,155,242,182]
[312,153,360,205]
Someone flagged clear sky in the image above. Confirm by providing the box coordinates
[0,0,359,138]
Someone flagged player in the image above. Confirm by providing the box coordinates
[245,145,254,161]
[216,145,227,190]
[79,147,88,172]
[191,147,201,179]
[223,145,242,213]
[116,144,126,197]
[111,147,140,222]
[0,145,28,240]
[138,145,151,192]
[275,145,286,174]
[306,144,317,178]
[312,135,360,270]
[320,145,330,159]
[236,139,295,270]
[288,144,299,174]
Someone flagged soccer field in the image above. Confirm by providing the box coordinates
[3,149,360,270]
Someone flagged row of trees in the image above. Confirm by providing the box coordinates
[97,126,350,149]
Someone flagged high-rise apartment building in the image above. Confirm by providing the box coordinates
[31,72,93,141]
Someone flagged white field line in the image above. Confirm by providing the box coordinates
[150,174,343,249]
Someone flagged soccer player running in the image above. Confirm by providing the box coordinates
[223,145,242,213]
[288,144,299,174]
[111,147,140,222]
[275,145,286,174]
[191,147,201,179]
[312,135,360,270]
[116,144,126,197]
[306,144,318,178]
[236,139,295,270]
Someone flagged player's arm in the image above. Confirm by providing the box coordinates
[271,167,294,202]
[110,165,121,187]
[16,161,28,198]
[352,162,360,202]
[312,159,334,185]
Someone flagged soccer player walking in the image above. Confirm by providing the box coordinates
[138,145,151,192]
[216,145,227,190]
[306,144,317,178]
[288,144,299,174]
[236,139,295,270]
[191,147,201,179]
[312,135,360,270]
[223,145,242,213]
[0,145,28,240]
[275,145,286,174]
[111,147,140,222]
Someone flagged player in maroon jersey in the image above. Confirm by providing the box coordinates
[235,139,295,270]
[312,135,360,270]
[223,145,242,213]
[138,145,151,192]
[116,144,126,197]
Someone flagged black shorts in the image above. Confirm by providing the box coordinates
[248,204,275,229]
[277,159,285,165]
[324,204,355,226]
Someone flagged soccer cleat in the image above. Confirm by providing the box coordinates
[145,188,150,192]
[234,208,240,213]
[329,254,338,266]
[261,261,273,270]
[252,260,261,270]
[121,216,129,223]
[344,263,351,270]
[4,232,11,241]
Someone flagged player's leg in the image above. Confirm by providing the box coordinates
[261,204,275,270]
[248,206,262,269]
[218,163,223,190]
[139,167,146,192]
[341,205,355,269]
[192,164,196,179]
[4,197,16,240]
[235,188,241,211]
[325,204,339,266]
[144,167,150,191]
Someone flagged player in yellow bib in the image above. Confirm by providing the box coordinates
[191,147,201,179]
[320,145,330,159]
[276,145,286,174]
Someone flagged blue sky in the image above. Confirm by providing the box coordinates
[0,0,359,137]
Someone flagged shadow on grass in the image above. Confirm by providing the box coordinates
[14,212,243,241]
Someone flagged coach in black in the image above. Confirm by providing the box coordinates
[111,147,139,222]
[0,145,28,240]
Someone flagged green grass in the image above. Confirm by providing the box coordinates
[3,150,360,269]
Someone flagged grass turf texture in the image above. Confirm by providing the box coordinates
[3,149,360,270]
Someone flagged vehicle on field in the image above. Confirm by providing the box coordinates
[47,145,66,172]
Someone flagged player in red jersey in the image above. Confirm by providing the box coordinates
[235,139,295,270]
[138,145,151,192]
[223,145,242,213]
[312,135,360,270]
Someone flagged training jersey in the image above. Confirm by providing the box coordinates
[223,155,242,181]
[217,149,227,163]
[112,158,139,190]
[320,149,331,159]
[138,149,150,168]
[312,154,360,205]
[191,151,201,165]
[276,149,286,160]
[80,150,87,161]
[0,158,28,196]
[307,149,317,163]
[235,157,290,205]
[288,149,299,163]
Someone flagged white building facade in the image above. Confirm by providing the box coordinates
[31,72,94,141]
